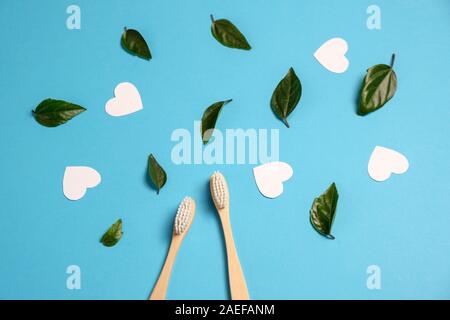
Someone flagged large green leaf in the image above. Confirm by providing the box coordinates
[210,15,251,50]
[358,54,397,115]
[201,99,232,144]
[32,99,86,127]
[270,67,302,128]
[121,27,151,60]
[100,219,123,247]
[147,154,167,194]
[310,183,339,239]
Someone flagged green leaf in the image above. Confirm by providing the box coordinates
[310,183,339,240]
[358,54,397,116]
[210,15,251,50]
[32,99,86,127]
[100,219,123,247]
[201,99,232,144]
[121,27,151,60]
[147,154,167,194]
[270,67,302,128]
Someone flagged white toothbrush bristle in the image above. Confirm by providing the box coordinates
[211,171,227,209]
[174,196,193,235]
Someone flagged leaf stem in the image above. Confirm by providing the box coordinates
[210,14,215,23]
[282,118,290,128]
[325,234,335,240]
[390,53,396,68]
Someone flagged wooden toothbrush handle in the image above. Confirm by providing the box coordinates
[149,238,181,300]
[221,214,250,300]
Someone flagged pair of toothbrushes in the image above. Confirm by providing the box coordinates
[149,171,249,300]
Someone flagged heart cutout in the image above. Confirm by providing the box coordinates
[253,161,293,198]
[105,82,143,116]
[314,37,349,73]
[63,166,101,200]
[368,146,409,182]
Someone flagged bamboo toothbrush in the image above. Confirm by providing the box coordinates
[149,196,196,300]
[210,171,250,300]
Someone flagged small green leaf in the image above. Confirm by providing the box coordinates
[358,54,397,116]
[270,67,302,128]
[147,154,167,194]
[201,99,232,144]
[32,99,86,127]
[310,183,339,239]
[121,27,151,60]
[100,219,123,247]
[210,15,251,50]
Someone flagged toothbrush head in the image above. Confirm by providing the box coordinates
[174,196,195,235]
[210,171,228,210]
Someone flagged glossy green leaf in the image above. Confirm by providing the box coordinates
[310,183,339,239]
[147,154,167,194]
[121,27,151,60]
[100,219,123,247]
[270,67,302,128]
[210,15,251,50]
[201,99,232,144]
[32,99,86,127]
[358,54,397,116]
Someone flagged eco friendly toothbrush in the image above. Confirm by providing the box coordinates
[210,171,250,300]
[149,196,196,300]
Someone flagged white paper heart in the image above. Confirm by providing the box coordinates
[63,166,101,200]
[105,82,143,116]
[253,161,293,198]
[368,146,409,182]
[314,37,349,73]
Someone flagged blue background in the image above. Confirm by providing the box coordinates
[0,0,449,299]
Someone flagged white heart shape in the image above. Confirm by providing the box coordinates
[368,146,409,182]
[314,37,349,73]
[105,82,143,117]
[63,166,101,200]
[253,161,293,198]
